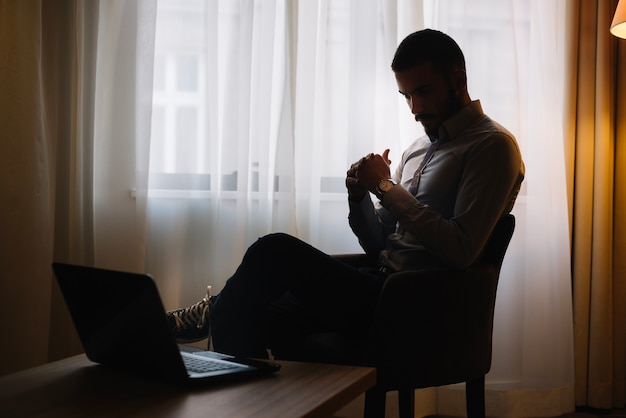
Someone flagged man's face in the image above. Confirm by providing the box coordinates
[395,62,465,140]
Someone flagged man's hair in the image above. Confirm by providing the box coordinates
[391,29,466,75]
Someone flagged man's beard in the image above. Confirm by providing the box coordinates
[418,88,464,141]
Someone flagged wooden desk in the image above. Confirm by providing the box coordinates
[0,354,375,417]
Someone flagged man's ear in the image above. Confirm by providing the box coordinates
[453,68,467,91]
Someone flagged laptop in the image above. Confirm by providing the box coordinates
[52,262,280,386]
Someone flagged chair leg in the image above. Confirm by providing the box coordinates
[398,389,415,418]
[364,386,386,418]
[466,376,486,418]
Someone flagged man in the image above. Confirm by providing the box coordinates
[166,29,525,359]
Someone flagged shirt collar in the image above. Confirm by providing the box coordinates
[437,100,484,143]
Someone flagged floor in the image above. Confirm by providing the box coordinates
[331,392,626,418]
[561,408,626,418]
[425,409,626,418]
[434,408,626,418]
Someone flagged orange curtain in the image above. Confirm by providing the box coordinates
[0,0,56,375]
[566,0,626,409]
[0,0,94,375]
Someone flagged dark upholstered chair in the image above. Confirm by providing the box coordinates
[269,214,515,418]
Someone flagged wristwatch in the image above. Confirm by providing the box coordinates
[376,179,396,199]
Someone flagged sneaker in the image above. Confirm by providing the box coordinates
[166,286,213,343]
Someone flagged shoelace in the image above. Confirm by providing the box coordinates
[173,286,211,331]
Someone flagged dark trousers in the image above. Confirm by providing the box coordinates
[210,233,387,358]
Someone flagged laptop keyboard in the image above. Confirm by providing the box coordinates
[181,352,242,374]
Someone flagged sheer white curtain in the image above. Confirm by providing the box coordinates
[92,0,574,416]
[144,0,421,306]
[92,0,156,273]
[145,0,297,304]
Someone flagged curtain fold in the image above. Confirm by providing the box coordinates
[614,24,626,408]
[92,0,156,273]
[567,0,626,409]
[47,0,99,363]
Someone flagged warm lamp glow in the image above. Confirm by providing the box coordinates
[612,0,626,38]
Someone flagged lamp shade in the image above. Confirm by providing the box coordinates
[612,0,626,38]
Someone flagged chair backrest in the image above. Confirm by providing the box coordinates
[372,214,516,390]
[478,213,516,271]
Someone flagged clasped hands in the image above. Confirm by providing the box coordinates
[346,149,391,202]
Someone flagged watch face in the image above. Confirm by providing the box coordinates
[378,179,394,192]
